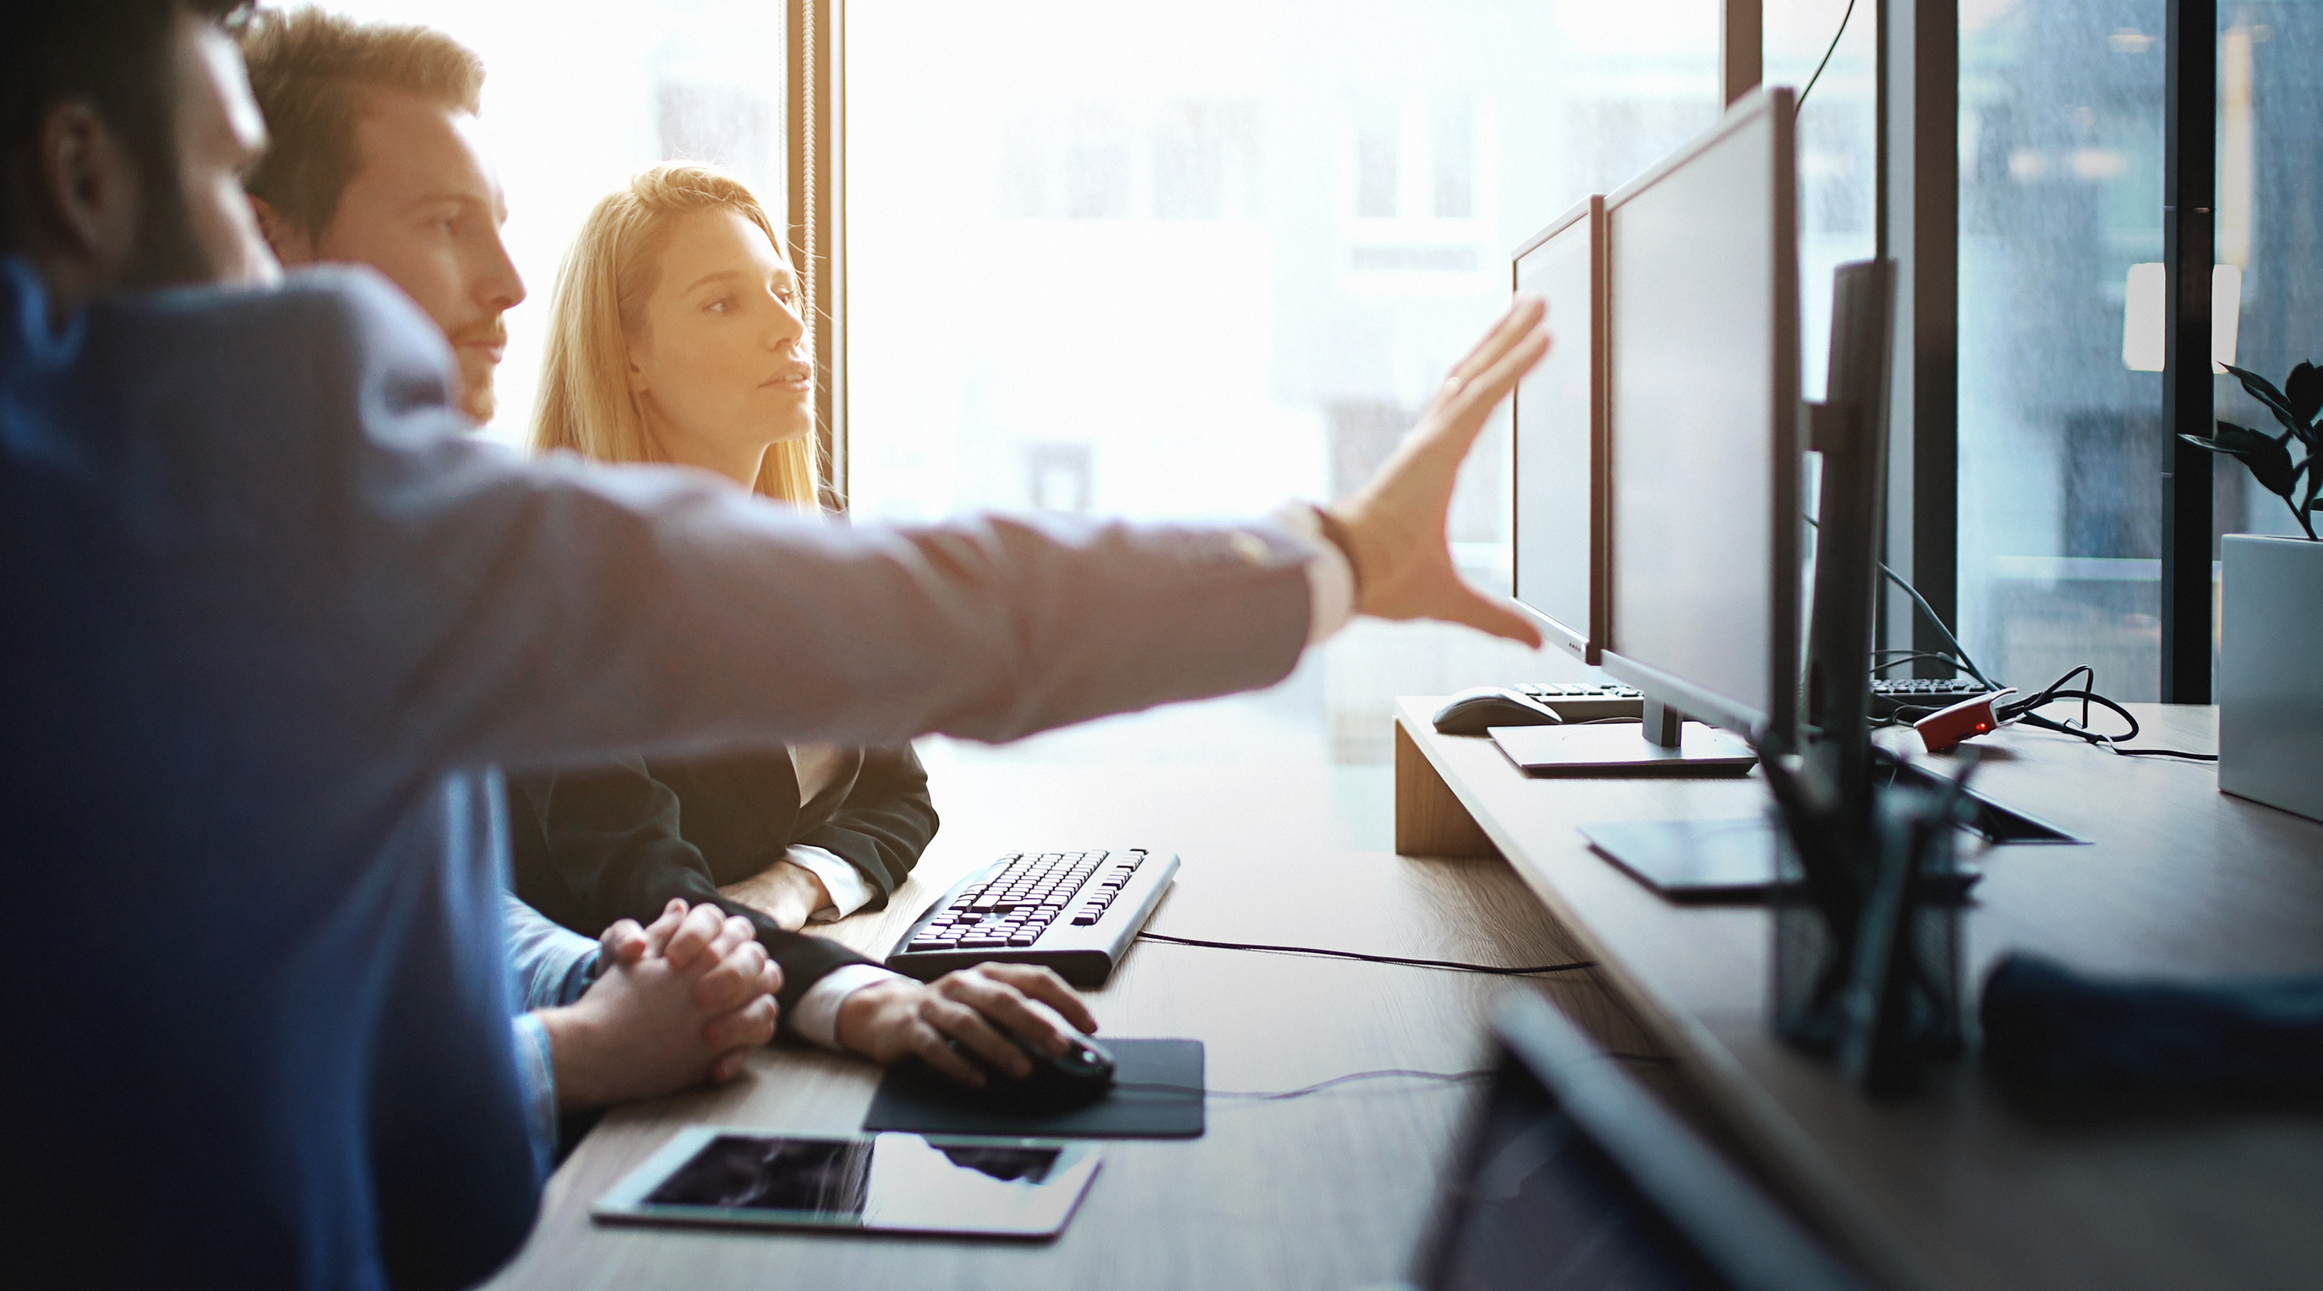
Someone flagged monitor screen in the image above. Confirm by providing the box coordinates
[1601,91,1800,737]
[1511,197,1605,661]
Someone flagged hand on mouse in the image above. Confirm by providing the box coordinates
[834,963,1098,1089]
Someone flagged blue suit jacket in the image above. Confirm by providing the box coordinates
[0,258,1309,1289]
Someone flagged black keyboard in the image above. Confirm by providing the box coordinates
[885,849,1178,987]
[1511,682,1645,721]
[1869,677,1995,719]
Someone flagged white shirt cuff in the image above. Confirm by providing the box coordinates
[1270,502,1357,645]
[783,845,879,922]
[790,962,909,1050]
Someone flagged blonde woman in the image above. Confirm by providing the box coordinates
[507,164,1095,1085]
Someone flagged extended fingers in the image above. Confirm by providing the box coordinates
[1438,585,1547,648]
[1459,322,1552,410]
[1446,295,1548,386]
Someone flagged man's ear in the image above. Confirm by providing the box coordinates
[36,102,141,278]
[245,195,317,266]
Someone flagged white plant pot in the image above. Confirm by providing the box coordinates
[2219,534,2323,822]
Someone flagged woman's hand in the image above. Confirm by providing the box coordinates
[834,964,1099,1088]
[719,859,832,931]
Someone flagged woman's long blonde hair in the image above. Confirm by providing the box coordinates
[533,163,819,506]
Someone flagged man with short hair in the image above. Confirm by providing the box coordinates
[239,8,517,422]
[0,4,1548,1288]
[224,7,828,1163]
[231,5,1121,1128]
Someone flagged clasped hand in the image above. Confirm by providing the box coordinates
[539,898,782,1111]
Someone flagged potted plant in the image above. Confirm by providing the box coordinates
[2182,361,2323,822]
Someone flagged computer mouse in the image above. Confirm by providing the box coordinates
[947,1026,1116,1112]
[1431,686,1565,736]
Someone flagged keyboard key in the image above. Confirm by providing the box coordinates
[960,935,1007,949]
[1007,934,1039,947]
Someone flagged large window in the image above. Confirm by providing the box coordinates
[847,0,1728,769]
[1768,0,1877,400]
[1955,1,2318,700]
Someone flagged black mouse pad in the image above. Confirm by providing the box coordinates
[862,1038,1205,1139]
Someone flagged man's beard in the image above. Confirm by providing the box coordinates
[117,154,214,291]
[446,316,506,424]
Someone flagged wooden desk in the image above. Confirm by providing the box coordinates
[483,843,1660,1291]
[1394,700,2323,1291]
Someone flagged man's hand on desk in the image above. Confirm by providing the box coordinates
[1325,294,1551,649]
[540,900,784,1111]
[835,963,1098,1088]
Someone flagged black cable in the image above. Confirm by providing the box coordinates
[1880,560,1993,686]
[1994,667,2219,761]
[1796,0,1859,111]
[1136,932,1595,977]
[1116,1069,1494,1102]
[1871,651,1972,676]
[1806,513,1993,685]
[1116,1053,1676,1102]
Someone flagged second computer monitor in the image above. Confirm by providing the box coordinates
[1601,87,1802,743]
[1510,196,1608,664]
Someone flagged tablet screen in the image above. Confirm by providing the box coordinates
[596,1130,1100,1239]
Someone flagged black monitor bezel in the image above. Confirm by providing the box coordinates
[1595,87,1803,743]
[1412,991,1866,1291]
[1508,193,1609,666]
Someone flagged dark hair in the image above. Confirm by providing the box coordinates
[238,7,484,243]
[0,0,250,253]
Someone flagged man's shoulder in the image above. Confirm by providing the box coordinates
[98,264,457,401]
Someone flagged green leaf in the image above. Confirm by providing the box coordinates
[2222,363,2304,437]
[2194,421,2300,499]
[2286,361,2323,424]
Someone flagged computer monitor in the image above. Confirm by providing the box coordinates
[1599,86,1802,751]
[1510,195,1608,665]
[1409,991,1863,1291]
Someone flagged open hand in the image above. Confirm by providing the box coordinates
[1325,295,1551,647]
[834,963,1098,1088]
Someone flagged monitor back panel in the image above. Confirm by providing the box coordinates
[1601,88,1801,738]
[1510,195,1608,663]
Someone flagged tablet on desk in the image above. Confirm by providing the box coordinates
[593,1128,1101,1239]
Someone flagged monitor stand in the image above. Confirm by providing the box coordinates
[1488,698,1757,777]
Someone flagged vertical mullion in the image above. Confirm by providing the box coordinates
[787,0,848,509]
[1723,0,1764,105]
[2161,0,2215,702]
[1876,0,1959,676]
